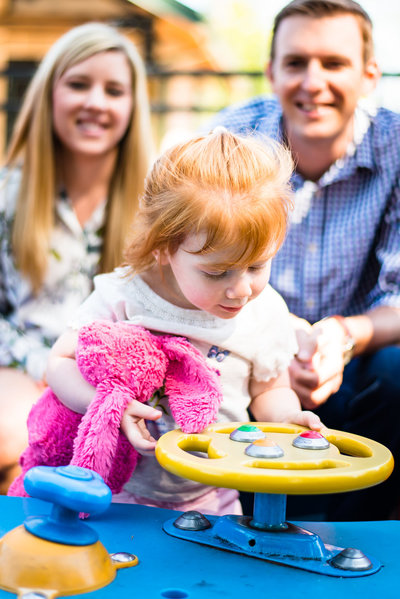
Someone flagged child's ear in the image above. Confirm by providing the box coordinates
[153,248,170,265]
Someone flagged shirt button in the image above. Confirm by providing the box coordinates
[308,242,317,253]
[306,298,315,309]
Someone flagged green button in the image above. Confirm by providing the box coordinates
[237,425,259,432]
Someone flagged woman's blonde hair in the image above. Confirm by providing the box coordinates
[124,128,293,274]
[5,22,153,292]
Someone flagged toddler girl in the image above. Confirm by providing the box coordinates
[47,128,322,515]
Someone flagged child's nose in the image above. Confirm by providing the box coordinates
[225,275,252,300]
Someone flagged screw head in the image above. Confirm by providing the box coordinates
[110,552,138,564]
[173,510,211,531]
[330,547,372,571]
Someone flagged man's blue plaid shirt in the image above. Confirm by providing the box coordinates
[209,95,400,323]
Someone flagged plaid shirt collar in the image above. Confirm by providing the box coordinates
[270,101,377,189]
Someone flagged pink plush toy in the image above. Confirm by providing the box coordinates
[8,321,222,497]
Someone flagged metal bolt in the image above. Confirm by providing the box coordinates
[110,552,138,564]
[330,547,372,571]
[173,510,211,531]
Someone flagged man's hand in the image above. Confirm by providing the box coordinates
[289,317,348,410]
[120,400,162,455]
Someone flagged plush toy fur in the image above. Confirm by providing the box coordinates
[8,321,222,497]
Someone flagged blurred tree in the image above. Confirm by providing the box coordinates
[207,0,271,71]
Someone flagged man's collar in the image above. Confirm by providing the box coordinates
[349,103,376,170]
[277,102,377,186]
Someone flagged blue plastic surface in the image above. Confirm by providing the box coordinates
[0,497,399,598]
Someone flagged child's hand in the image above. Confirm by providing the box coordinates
[284,409,324,431]
[121,400,162,455]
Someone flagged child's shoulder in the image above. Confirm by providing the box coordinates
[93,266,133,289]
[235,284,290,338]
[89,267,141,305]
[252,284,290,315]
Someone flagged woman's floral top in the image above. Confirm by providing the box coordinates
[0,168,105,380]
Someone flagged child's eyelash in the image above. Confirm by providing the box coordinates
[203,271,227,280]
[249,265,264,271]
[202,265,266,279]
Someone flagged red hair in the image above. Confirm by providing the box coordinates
[124,128,293,274]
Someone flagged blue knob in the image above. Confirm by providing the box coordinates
[23,465,112,546]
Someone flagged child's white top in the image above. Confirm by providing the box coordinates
[70,266,298,503]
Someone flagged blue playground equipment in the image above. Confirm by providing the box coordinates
[0,422,397,598]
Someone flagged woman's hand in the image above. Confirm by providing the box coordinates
[120,400,162,455]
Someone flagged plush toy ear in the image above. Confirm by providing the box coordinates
[160,335,223,433]
[71,321,169,492]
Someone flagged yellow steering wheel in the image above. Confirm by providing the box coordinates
[155,422,394,494]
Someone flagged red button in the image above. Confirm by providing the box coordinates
[299,431,324,439]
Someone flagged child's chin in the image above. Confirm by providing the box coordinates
[215,306,243,318]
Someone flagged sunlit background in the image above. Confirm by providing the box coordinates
[1,0,399,153]
[183,0,400,111]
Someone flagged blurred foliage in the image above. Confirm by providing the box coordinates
[207,0,272,71]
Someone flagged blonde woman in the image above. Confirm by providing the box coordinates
[0,22,153,491]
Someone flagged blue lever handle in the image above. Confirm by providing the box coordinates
[23,465,112,546]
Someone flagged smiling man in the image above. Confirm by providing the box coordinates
[209,0,400,521]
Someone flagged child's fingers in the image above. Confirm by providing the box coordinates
[303,411,323,430]
[288,410,323,430]
[121,414,157,454]
[124,400,162,422]
[137,418,157,442]
[121,400,162,455]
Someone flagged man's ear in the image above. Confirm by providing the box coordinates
[362,58,381,95]
[266,61,278,94]
[266,61,274,84]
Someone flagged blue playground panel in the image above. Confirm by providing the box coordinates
[0,495,399,599]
